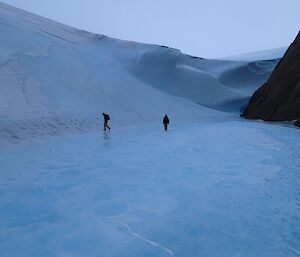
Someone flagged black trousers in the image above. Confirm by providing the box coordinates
[104,121,110,130]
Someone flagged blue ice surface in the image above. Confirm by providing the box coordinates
[0,119,300,257]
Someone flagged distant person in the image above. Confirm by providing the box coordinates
[163,114,169,131]
[102,112,111,131]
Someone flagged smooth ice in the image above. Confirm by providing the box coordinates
[1,119,300,257]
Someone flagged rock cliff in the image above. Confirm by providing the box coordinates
[242,31,300,126]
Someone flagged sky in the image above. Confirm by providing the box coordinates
[2,0,300,58]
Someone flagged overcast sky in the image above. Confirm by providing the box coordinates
[2,0,300,58]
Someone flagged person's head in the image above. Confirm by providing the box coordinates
[102,112,105,116]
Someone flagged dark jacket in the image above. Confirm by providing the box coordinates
[163,115,169,124]
[103,113,110,122]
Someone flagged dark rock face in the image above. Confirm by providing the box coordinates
[242,31,300,124]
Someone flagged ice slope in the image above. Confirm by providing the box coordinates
[222,47,287,61]
[1,120,300,257]
[0,2,282,144]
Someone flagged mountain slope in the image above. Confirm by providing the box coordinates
[0,2,281,144]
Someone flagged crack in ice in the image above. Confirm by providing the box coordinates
[286,246,300,256]
[110,218,174,257]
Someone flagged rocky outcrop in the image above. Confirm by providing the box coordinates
[242,31,300,126]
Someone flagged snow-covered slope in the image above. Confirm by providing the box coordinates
[221,47,287,61]
[0,2,282,144]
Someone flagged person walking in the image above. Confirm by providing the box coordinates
[103,112,111,131]
[163,114,169,131]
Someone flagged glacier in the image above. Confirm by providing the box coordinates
[0,2,299,257]
[1,121,300,257]
[0,2,280,145]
